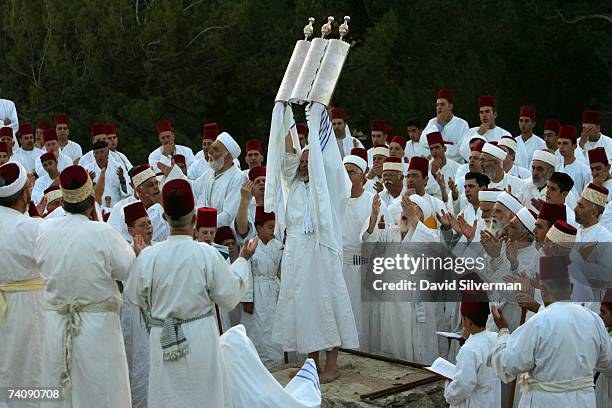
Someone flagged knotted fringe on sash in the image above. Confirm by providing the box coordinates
[47,299,120,395]
[149,310,213,361]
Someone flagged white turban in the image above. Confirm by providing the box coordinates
[342,155,367,173]
[0,162,27,198]
[532,150,557,167]
[482,143,507,161]
[409,194,431,221]
[217,132,241,159]
[497,191,522,215]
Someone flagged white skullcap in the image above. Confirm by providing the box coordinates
[515,207,536,234]
[343,155,367,173]
[482,143,507,161]
[497,191,522,215]
[498,137,517,153]
[532,150,557,167]
[478,189,502,202]
[217,132,241,159]
[409,194,432,221]
[0,162,27,198]
[372,146,389,157]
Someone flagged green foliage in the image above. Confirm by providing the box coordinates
[0,0,610,163]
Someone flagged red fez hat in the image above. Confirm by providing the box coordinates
[102,212,111,222]
[602,289,612,309]
[36,121,50,131]
[538,202,566,224]
[371,120,386,132]
[408,156,429,176]
[28,201,41,218]
[40,151,57,164]
[538,255,569,280]
[0,142,8,154]
[544,119,561,134]
[162,179,194,217]
[245,139,262,153]
[552,220,576,236]
[385,123,393,135]
[105,124,117,135]
[91,123,106,138]
[54,114,68,125]
[390,135,407,150]
[478,95,495,108]
[583,110,600,125]
[350,147,368,164]
[296,123,308,136]
[0,163,20,185]
[202,122,220,140]
[460,290,490,317]
[248,165,266,181]
[330,107,346,121]
[437,88,454,104]
[155,120,173,135]
[172,154,186,165]
[59,165,88,189]
[124,201,149,226]
[214,226,235,244]
[471,140,485,152]
[19,123,33,136]
[255,205,275,224]
[0,127,12,139]
[588,147,608,165]
[519,105,536,121]
[426,131,452,147]
[197,207,217,229]
[43,129,58,143]
[557,125,577,143]
[586,182,609,196]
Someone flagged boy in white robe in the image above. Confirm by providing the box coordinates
[596,290,612,408]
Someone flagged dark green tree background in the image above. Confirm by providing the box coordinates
[1,0,610,164]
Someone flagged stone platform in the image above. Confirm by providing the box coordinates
[271,352,448,407]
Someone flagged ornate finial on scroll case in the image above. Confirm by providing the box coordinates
[321,16,334,38]
[339,16,350,40]
[304,17,315,40]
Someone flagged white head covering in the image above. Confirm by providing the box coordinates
[0,162,27,198]
[217,132,241,159]
[497,191,522,214]
[482,143,507,161]
[516,207,536,234]
[342,155,367,173]
[409,194,431,220]
[498,137,517,153]
[532,150,557,167]
[478,189,502,202]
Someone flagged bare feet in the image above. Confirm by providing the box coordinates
[320,367,340,384]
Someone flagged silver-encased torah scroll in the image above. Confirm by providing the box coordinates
[307,38,350,106]
[274,40,312,103]
[289,37,328,105]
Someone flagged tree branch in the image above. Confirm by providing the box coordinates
[185,25,231,49]
[545,6,612,24]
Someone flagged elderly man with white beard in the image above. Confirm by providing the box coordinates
[193,132,244,227]
[479,142,525,194]
[361,192,440,364]
[519,149,557,211]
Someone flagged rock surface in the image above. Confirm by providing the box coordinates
[271,352,448,407]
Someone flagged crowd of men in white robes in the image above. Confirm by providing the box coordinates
[1,88,612,407]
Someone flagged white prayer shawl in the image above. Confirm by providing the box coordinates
[422,115,470,163]
[107,198,169,243]
[34,151,72,178]
[514,134,547,169]
[272,103,359,354]
[490,302,612,408]
[36,214,135,407]
[193,165,244,227]
[0,207,44,407]
[84,159,130,207]
[404,140,430,162]
[459,125,511,162]
[595,332,612,408]
[31,172,54,205]
[240,238,284,365]
[361,222,440,363]
[341,191,374,351]
[508,164,531,179]
[0,99,19,144]
[148,144,195,173]
[125,236,251,408]
[12,146,45,173]
[444,330,501,408]
[555,160,592,198]
[187,157,211,180]
[220,325,321,408]
[581,134,612,163]
[59,140,83,163]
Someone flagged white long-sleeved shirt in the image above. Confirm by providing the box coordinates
[12,146,45,174]
[193,166,245,227]
[148,144,195,173]
[84,159,130,207]
[34,151,73,178]
[0,99,19,144]
[514,134,547,169]
[421,115,470,163]
[60,140,83,163]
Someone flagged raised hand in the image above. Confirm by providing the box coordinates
[491,304,509,330]
[239,237,259,260]
[480,229,502,258]
[371,193,381,218]
[373,180,383,193]
[133,234,147,256]
[448,177,459,201]
[240,180,254,201]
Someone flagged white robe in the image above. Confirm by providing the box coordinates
[514,134,547,169]
[125,235,251,408]
[34,151,72,178]
[444,330,501,408]
[107,198,169,243]
[581,134,612,163]
[459,126,511,162]
[240,238,284,365]
[35,213,135,407]
[32,172,55,205]
[193,166,244,227]
[489,173,525,196]
[59,140,83,163]
[404,140,430,162]
[361,222,440,364]
[341,191,374,351]
[595,332,612,408]
[490,302,612,408]
[187,158,211,180]
[84,159,130,207]
[335,134,363,158]
[120,290,149,408]
[555,160,591,197]
[0,99,19,144]
[12,146,45,174]
[0,207,44,408]
[148,144,195,173]
[422,115,470,163]
[519,178,547,212]
[508,164,531,179]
